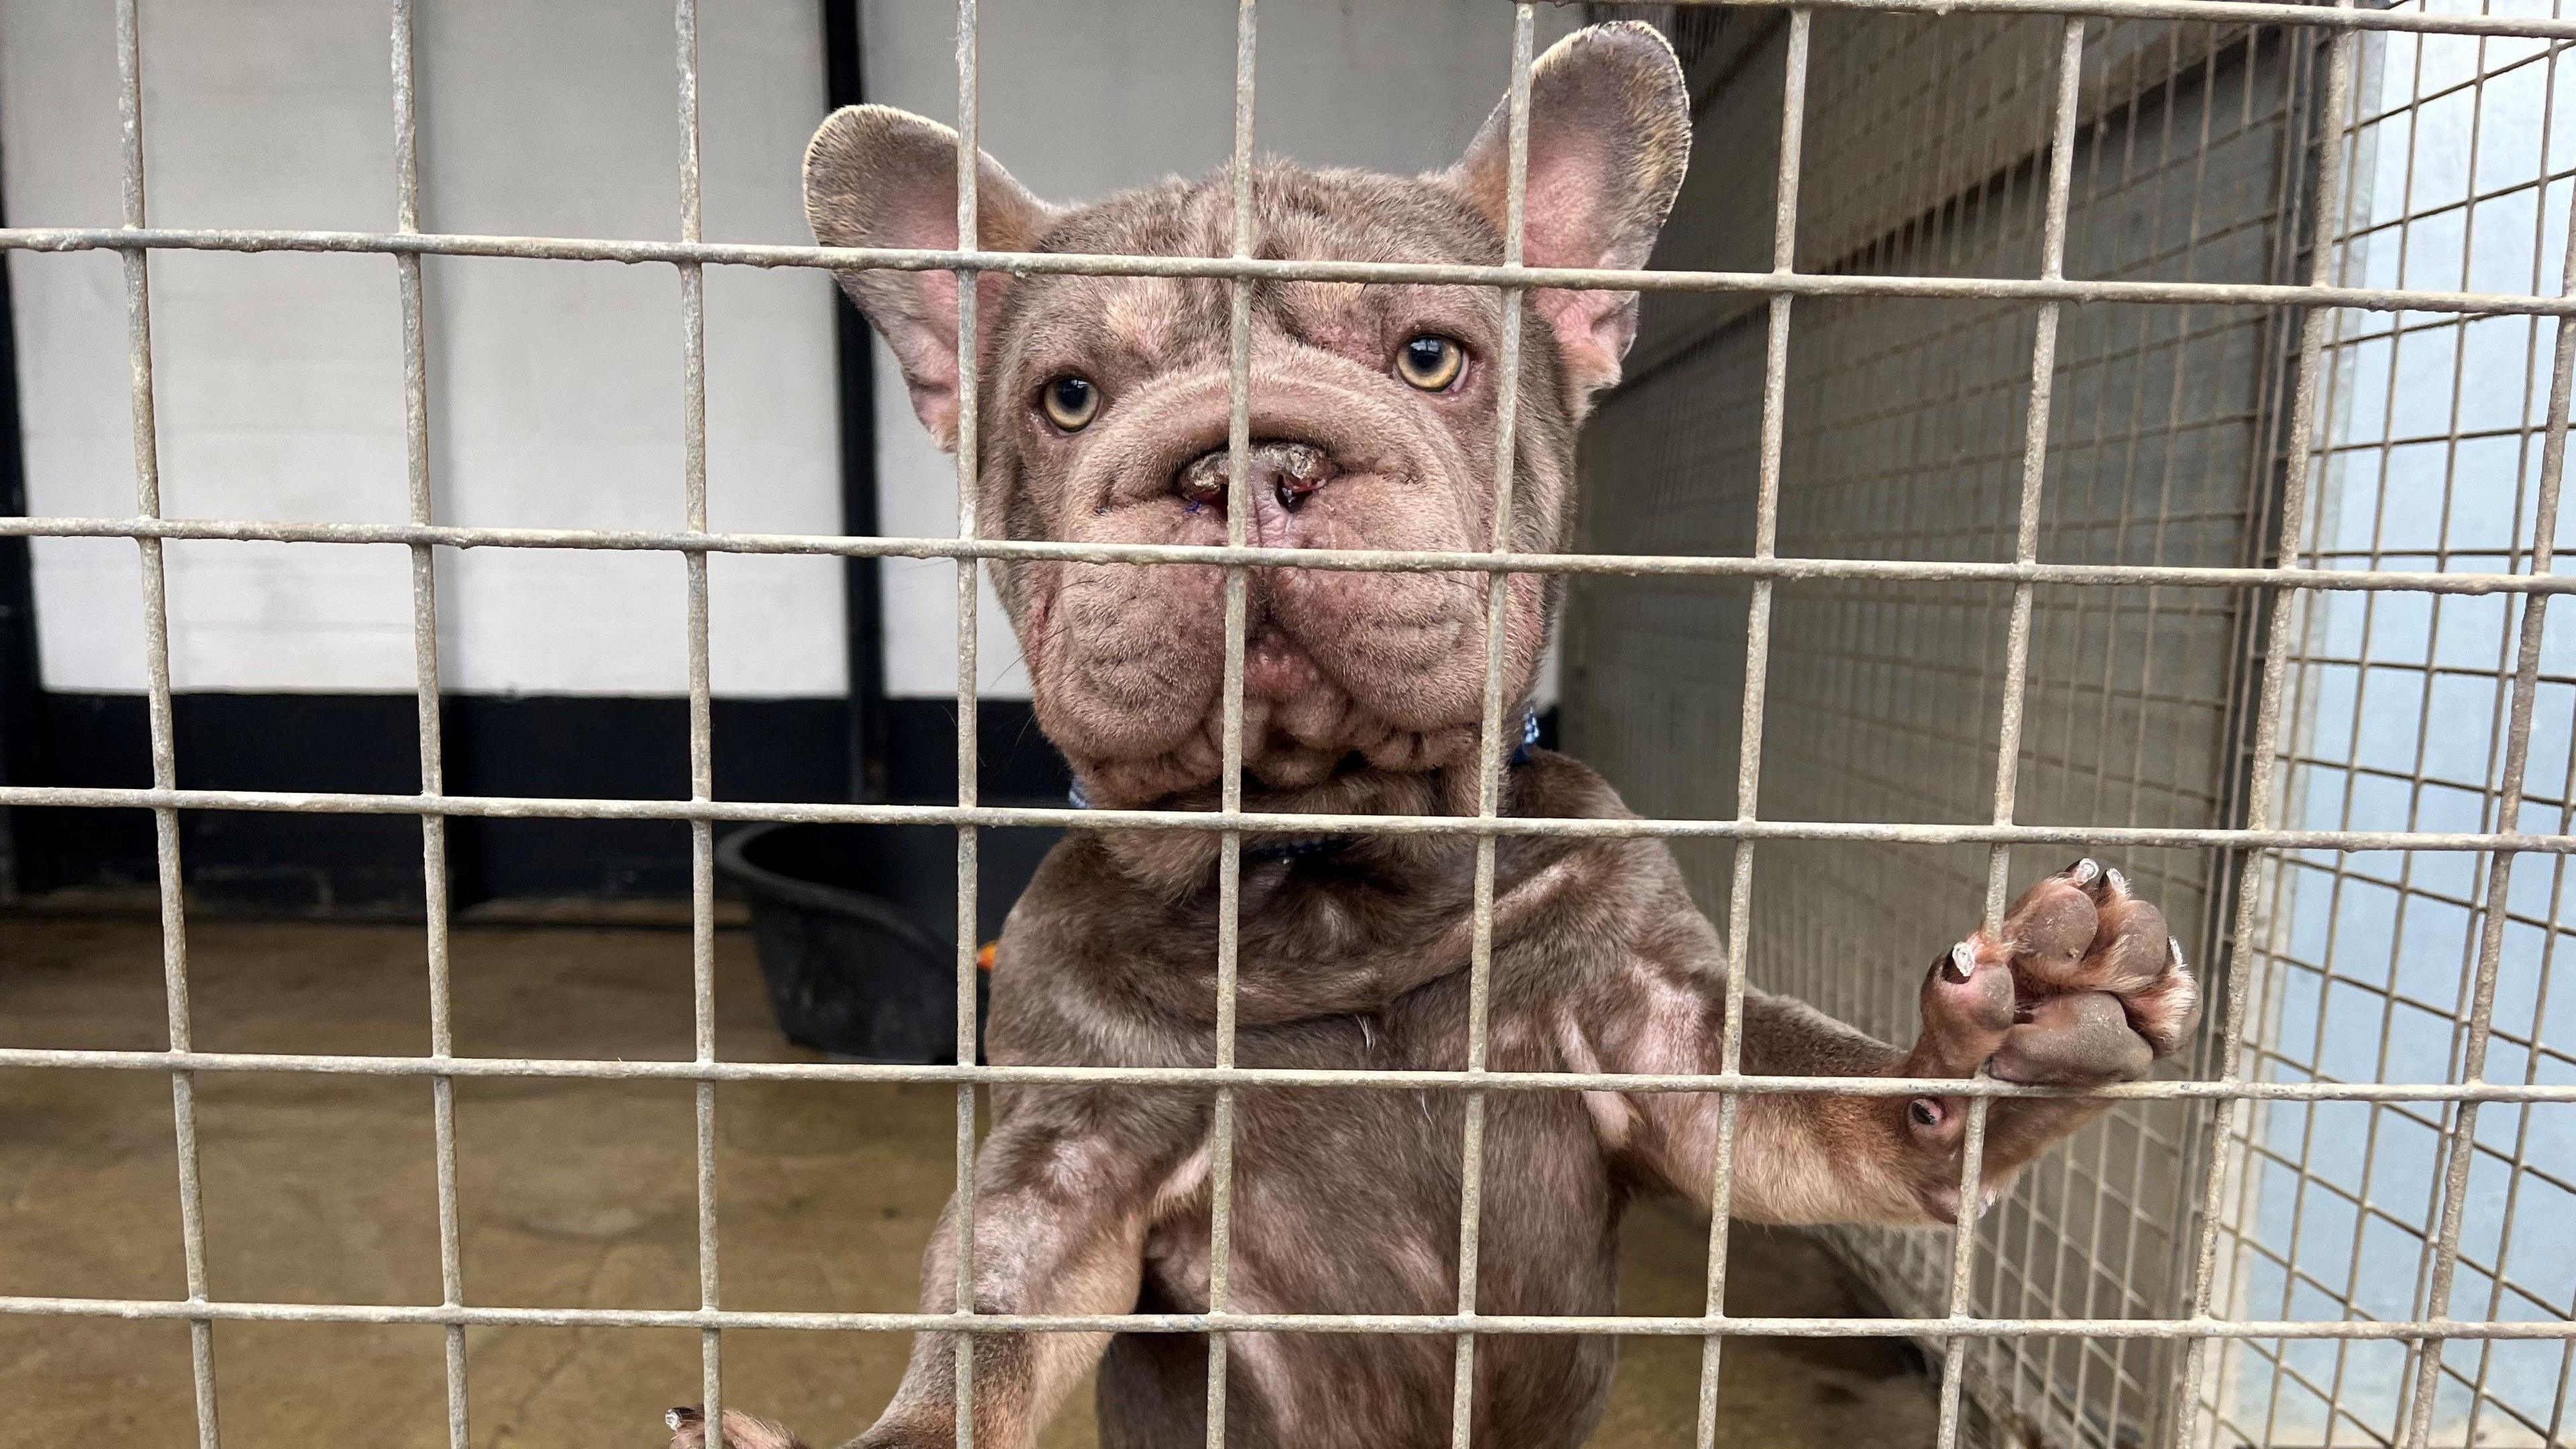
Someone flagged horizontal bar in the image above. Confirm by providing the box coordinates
[9,514,2576,598]
[1617,0,2576,41]
[7,782,2575,853]
[4,1046,2569,1103]
[0,227,2567,319]
[3,1295,2569,1342]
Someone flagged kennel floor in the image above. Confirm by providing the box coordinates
[0,912,1937,1448]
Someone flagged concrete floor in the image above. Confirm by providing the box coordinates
[0,914,1935,1448]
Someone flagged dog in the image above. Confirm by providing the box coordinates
[669,21,2199,1449]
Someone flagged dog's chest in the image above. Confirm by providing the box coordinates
[1143,977,1621,1318]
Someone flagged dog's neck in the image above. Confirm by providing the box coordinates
[1056,706,1535,897]
[1030,750,1607,1029]
[1078,735,1538,900]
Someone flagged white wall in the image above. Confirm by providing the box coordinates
[858,0,1578,698]
[2,0,1574,704]
[1,0,844,696]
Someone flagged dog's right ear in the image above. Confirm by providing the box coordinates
[804,105,1059,449]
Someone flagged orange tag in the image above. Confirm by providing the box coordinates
[976,941,1000,972]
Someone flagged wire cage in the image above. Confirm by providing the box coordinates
[0,1,2569,1448]
[1568,2,2572,1444]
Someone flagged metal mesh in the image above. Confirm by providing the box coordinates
[1566,2,2571,1446]
[0,3,2571,1449]
[1568,13,2311,1447]
[2202,13,2576,1447]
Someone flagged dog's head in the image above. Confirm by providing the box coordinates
[807,23,1688,811]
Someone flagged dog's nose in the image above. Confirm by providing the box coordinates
[1174,440,1338,513]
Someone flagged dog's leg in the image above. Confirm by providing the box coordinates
[667,1407,810,1449]
[669,1089,1187,1449]
[1596,860,2198,1226]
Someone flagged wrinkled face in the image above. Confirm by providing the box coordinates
[808,23,1689,806]
[984,176,1574,804]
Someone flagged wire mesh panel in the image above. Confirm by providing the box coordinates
[2204,11,2576,1446]
[1566,11,2314,1445]
[0,3,2573,1449]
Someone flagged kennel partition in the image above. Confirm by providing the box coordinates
[0,1,2569,1448]
[1564,3,2575,1444]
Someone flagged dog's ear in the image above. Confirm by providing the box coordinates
[1445,22,1689,398]
[805,105,1059,449]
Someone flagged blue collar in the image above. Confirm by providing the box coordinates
[1068,709,1540,866]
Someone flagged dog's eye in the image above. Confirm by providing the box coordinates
[1040,375,1099,431]
[1395,335,1465,392]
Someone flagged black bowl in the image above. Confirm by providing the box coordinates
[716,822,1059,1063]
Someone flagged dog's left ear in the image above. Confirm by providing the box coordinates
[1445,21,1690,398]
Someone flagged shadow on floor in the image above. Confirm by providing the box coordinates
[0,914,1935,1448]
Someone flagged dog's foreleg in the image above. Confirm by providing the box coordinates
[1595,861,2196,1228]
[851,1089,1186,1449]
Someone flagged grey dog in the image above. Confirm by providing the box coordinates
[669,21,2198,1449]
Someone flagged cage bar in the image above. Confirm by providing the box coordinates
[8,224,2575,318]
[672,1,725,1443]
[107,1,221,1444]
[1692,11,1813,1449]
[21,782,2576,852]
[0,1293,2565,1341]
[1444,10,1536,1448]
[1204,1,1258,1444]
[951,2,983,1444]
[2175,8,2358,1446]
[32,515,2576,593]
[4,1046,2567,1102]
[386,1,468,1444]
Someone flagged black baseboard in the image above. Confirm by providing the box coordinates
[11,692,1069,910]
[7,692,1552,912]
[881,697,1077,804]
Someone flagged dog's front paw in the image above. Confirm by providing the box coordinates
[1914,859,2199,1095]
[666,1406,810,1449]
[1892,861,2200,1220]
[1912,859,2200,1088]
[1994,859,2198,1083]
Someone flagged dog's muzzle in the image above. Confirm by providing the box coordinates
[1174,439,1338,513]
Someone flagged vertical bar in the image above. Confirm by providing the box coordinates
[2225,28,2367,1442]
[2377,22,2524,1434]
[1449,10,1532,1448]
[390,3,466,1444]
[2174,13,2359,1448]
[115,3,218,1444]
[2296,30,2444,1440]
[1934,19,2086,1449]
[1693,13,1811,1449]
[2209,21,2367,1444]
[1997,15,2112,1429]
[674,4,722,1445]
[951,1,981,1442]
[2056,32,2222,1440]
[1204,3,1256,1446]
[2459,38,2573,1445]
[2396,148,2576,1449]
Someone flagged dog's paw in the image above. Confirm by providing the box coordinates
[1913,858,2200,1091]
[665,1406,810,1449]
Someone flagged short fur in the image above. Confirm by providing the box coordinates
[674,23,2199,1449]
